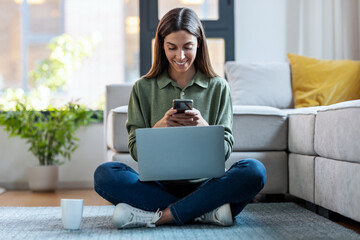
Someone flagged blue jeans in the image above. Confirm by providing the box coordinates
[94,159,266,225]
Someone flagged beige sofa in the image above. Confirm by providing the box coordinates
[105,62,360,223]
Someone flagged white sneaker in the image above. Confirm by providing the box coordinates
[112,203,162,229]
[194,203,233,226]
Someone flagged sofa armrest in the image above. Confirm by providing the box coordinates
[105,83,133,121]
[315,99,360,162]
[105,83,133,153]
[107,106,129,153]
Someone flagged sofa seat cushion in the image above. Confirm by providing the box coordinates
[107,106,129,152]
[314,100,360,162]
[225,62,293,109]
[232,105,288,151]
[109,105,289,153]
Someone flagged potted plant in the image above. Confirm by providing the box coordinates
[0,33,101,191]
[0,101,96,191]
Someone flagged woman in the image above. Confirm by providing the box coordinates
[94,8,266,229]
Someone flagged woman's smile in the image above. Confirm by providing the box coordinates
[173,60,188,68]
[174,60,187,65]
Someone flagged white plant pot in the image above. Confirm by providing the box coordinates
[28,165,59,192]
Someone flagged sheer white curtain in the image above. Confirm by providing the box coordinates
[287,0,360,60]
[64,0,125,109]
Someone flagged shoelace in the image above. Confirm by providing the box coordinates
[146,209,162,227]
[195,210,217,223]
[194,215,205,222]
[124,208,163,228]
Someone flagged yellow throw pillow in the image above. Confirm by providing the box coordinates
[287,53,360,108]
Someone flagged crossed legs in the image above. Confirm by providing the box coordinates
[94,159,266,225]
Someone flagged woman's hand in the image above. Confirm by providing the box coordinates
[182,108,209,126]
[153,108,180,128]
[153,107,208,128]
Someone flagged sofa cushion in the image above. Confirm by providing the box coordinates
[108,150,138,171]
[289,153,315,203]
[105,84,133,117]
[226,151,288,194]
[107,106,129,152]
[108,104,289,153]
[287,114,316,155]
[232,106,288,151]
[285,107,321,156]
[315,157,360,222]
[287,53,360,108]
[314,100,360,162]
[225,62,293,109]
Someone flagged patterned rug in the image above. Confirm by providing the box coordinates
[0,202,359,240]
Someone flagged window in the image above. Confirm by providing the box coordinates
[140,0,234,77]
[0,0,140,109]
[0,1,231,109]
[0,1,22,90]
[124,0,140,84]
[0,0,63,91]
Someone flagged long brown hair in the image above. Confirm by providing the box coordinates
[143,8,217,79]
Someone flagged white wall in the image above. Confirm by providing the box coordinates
[0,124,105,190]
[234,0,287,62]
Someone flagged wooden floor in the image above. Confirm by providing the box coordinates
[0,189,359,234]
[0,189,111,207]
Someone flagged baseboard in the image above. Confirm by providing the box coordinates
[0,182,28,190]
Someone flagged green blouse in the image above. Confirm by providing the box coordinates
[126,70,234,162]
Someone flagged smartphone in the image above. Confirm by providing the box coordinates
[172,99,193,113]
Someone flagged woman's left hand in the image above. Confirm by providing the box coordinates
[182,108,209,126]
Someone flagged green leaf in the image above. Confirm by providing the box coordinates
[0,101,94,165]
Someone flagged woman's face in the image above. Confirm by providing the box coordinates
[163,30,198,74]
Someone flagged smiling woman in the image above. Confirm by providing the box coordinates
[94,7,266,230]
[164,30,198,88]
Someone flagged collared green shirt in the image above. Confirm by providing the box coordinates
[126,70,234,162]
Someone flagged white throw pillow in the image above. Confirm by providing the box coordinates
[225,62,293,109]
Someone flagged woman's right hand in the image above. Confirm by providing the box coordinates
[153,108,179,128]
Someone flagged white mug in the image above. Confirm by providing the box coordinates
[61,199,84,230]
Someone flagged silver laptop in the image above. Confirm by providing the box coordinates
[136,125,225,181]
